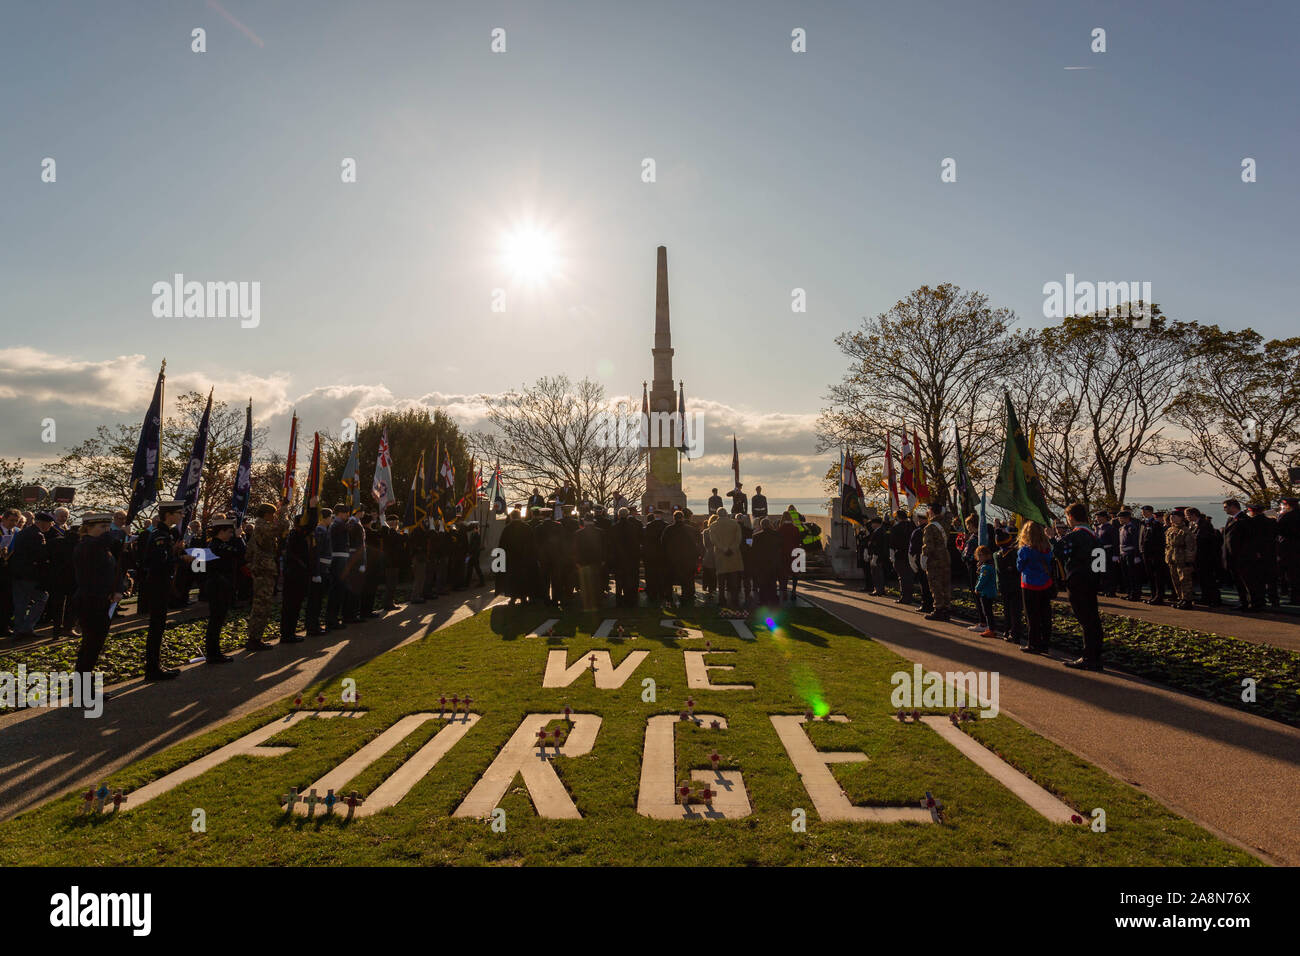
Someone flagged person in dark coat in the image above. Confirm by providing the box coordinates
[612,508,643,608]
[498,511,537,605]
[751,517,782,605]
[9,511,54,640]
[854,527,870,591]
[72,514,122,675]
[202,518,241,664]
[1248,502,1280,608]
[1138,507,1168,605]
[1222,499,1263,611]
[1186,508,1222,607]
[662,511,701,606]
[642,510,668,605]
[1279,497,1300,605]
[994,528,1025,644]
[575,515,606,611]
[280,519,312,643]
[1094,510,1120,597]
[888,509,914,604]
[42,509,78,637]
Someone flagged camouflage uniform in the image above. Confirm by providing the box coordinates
[245,514,287,644]
[1164,523,1196,605]
[921,518,951,611]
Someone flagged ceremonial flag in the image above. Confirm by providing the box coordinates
[301,431,322,523]
[126,360,166,525]
[426,440,441,518]
[954,423,978,519]
[911,428,931,505]
[439,444,455,495]
[731,434,740,489]
[840,446,867,525]
[229,399,253,521]
[899,426,918,509]
[991,393,1053,527]
[979,490,990,547]
[341,437,360,513]
[639,382,650,460]
[676,381,688,454]
[173,387,213,527]
[883,429,901,513]
[402,450,426,530]
[483,460,506,514]
[281,412,299,512]
[372,426,395,512]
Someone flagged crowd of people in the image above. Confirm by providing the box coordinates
[3,486,1295,686]
[855,496,1300,672]
[494,486,820,612]
[0,498,487,682]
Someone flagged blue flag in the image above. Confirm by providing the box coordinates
[173,388,213,527]
[341,439,360,513]
[126,361,166,525]
[230,399,253,521]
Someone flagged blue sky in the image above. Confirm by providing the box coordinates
[1,0,1296,497]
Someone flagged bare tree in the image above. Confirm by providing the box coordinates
[474,376,645,506]
[816,283,1025,513]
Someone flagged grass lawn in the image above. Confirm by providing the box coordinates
[0,604,1259,866]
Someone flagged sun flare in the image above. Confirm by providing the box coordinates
[500,224,560,283]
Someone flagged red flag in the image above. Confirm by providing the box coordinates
[883,430,900,512]
[281,412,299,510]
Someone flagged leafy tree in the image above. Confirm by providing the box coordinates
[320,407,470,519]
[0,458,26,511]
[1149,326,1300,501]
[163,391,268,525]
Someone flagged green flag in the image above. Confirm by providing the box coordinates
[991,393,1053,527]
[953,423,978,519]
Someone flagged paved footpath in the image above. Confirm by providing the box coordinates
[800,580,1300,866]
[0,588,503,823]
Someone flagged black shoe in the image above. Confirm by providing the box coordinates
[923,610,951,622]
[1064,657,1103,672]
[306,629,325,636]
[1144,598,1165,606]
[205,653,234,664]
[144,667,180,681]
[244,640,273,653]
[280,634,306,644]
[1003,634,1023,644]
[894,598,913,605]
[1020,644,1048,655]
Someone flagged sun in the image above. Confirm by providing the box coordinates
[500,224,560,283]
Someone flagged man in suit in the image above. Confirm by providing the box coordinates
[1223,498,1263,611]
[1139,506,1168,605]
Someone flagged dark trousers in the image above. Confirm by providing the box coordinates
[1066,572,1104,663]
[306,576,327,630]
[1123,555,1144,599]
[870,559,886,593]
[206,587,232,658]
[977,595,995,629]
[999,586,1025,640]
[1231,561,1265,609]
[281,579,307,639]
[917,561,933,609]
[44,586,74,633]
[719,570,742,607]
[1022,587,1052,649]
[1195,557,1221,605]
[143,580,170,672]
[893,550,914,602]
[467,553,485,586]
[1144,556,1168,601]
[73,595,111,674]
[615,566,638,607]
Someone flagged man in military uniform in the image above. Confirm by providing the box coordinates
[1094,510,1119,597]
[921,507,952,621]
[909,511,932,612]
[707,488,724,515]
[203,518,240,664]
[244,502,288,651]
[888,508,914,604]
[138,501,192,679]
[727,483,749,515]
[1164,507,1197,609]
[751,486,769,521]
[71,513,121,675]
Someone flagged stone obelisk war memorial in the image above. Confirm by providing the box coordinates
[642,246,688,516]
